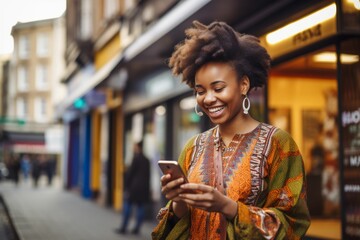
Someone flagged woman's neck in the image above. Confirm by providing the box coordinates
[218,115,259,142]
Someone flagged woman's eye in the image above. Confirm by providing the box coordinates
[215,87,224,92]
[196,91,205,95]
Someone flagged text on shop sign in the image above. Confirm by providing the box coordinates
[350,155,360,167]
[343,108,360,127]
[293,24,321,46]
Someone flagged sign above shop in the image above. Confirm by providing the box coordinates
[260,4,337,59]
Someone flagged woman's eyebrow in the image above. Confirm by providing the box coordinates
[195,80,224,88]
[210,80,224,86]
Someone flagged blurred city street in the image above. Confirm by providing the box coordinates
[0,177,156,240]
[0,1,358,239]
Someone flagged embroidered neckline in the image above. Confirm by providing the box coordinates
[213,123,262,151]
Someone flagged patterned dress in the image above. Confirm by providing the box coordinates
[152,123,310,240]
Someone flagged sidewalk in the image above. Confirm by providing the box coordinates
[0,177,341,240]
[0,177,157,240]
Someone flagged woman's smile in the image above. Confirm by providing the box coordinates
[206,105,226,118]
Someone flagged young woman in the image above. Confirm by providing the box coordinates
[152,21,310,240]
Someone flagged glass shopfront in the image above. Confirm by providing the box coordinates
[263,2,359,239]
[173,94,201,158]
[339,38,360,240]
[121,1,359,235]
[268,46,341,239]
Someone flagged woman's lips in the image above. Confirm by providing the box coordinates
[207,106,225,117]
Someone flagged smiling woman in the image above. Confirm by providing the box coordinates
[152,21,310,240]
[0,0,66,55]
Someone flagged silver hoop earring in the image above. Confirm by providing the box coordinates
[194,103,203,116]
[242,95,250,114]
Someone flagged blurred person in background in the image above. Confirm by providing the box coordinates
[152,21,310,239]
[20,154,31,180]
[115,140,151,235]
[45,155,56,186]
[31,154,46,187]
[9,154,21,185]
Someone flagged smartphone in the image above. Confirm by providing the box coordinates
[158,160,188,183]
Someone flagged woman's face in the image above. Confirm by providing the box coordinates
[194,62,247,125]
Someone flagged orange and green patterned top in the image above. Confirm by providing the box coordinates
[152,123,310,240]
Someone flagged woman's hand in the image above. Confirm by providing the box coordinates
[160,174,189,218]
[160,174,187,202]
[179,183,238,220]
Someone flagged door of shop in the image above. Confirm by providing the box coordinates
[268,44,342,239]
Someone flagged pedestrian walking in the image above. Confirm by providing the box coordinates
[31,154,44,187]
[8,154,20,185]
[20,154,31,180]
[115,140,151,235]
[45,155,56,186]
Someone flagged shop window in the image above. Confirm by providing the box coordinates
[124,105,167,205]
[339,38,360,239]
[269,45,341,237]
[173,95,201,158]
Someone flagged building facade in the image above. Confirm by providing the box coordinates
[57,0,360,238]
[1,17,66,174]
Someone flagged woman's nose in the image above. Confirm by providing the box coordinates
[203,92,216,104]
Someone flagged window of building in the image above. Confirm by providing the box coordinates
[17,66,29,91]
[34,97,47,122]
[36,32,49,57]
[16,97,28,119]
[36,64,48,90]
[19,35,30,59]
[142,4,155,26]
[104,0,119,19]
[124,0,136,11]
[80,0,92,38]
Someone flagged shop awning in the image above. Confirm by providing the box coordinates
[123,0,211,61]
[11,143,47,154]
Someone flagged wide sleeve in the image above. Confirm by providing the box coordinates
[230,129,311,240]
[151,136,197,240]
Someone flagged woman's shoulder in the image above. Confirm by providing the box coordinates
[260,122,299,151]
[185,127,217,147]
[259,122,292,139]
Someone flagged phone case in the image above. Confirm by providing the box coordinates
[158,160,188,182]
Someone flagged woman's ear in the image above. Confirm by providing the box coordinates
[241,76,250,95]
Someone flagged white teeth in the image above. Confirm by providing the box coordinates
[208,106,224,113]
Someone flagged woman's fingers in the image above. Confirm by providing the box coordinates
[160,176,186,201]
[180,183,214,194]
[179,183,224,211]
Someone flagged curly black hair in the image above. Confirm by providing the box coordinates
[168,21,271,91]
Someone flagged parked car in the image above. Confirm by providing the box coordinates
[0,162,9,180]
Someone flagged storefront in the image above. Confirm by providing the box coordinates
[258,1,359,239]
[120,0,359,237]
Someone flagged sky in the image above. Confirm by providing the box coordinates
[0,0,66,56]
